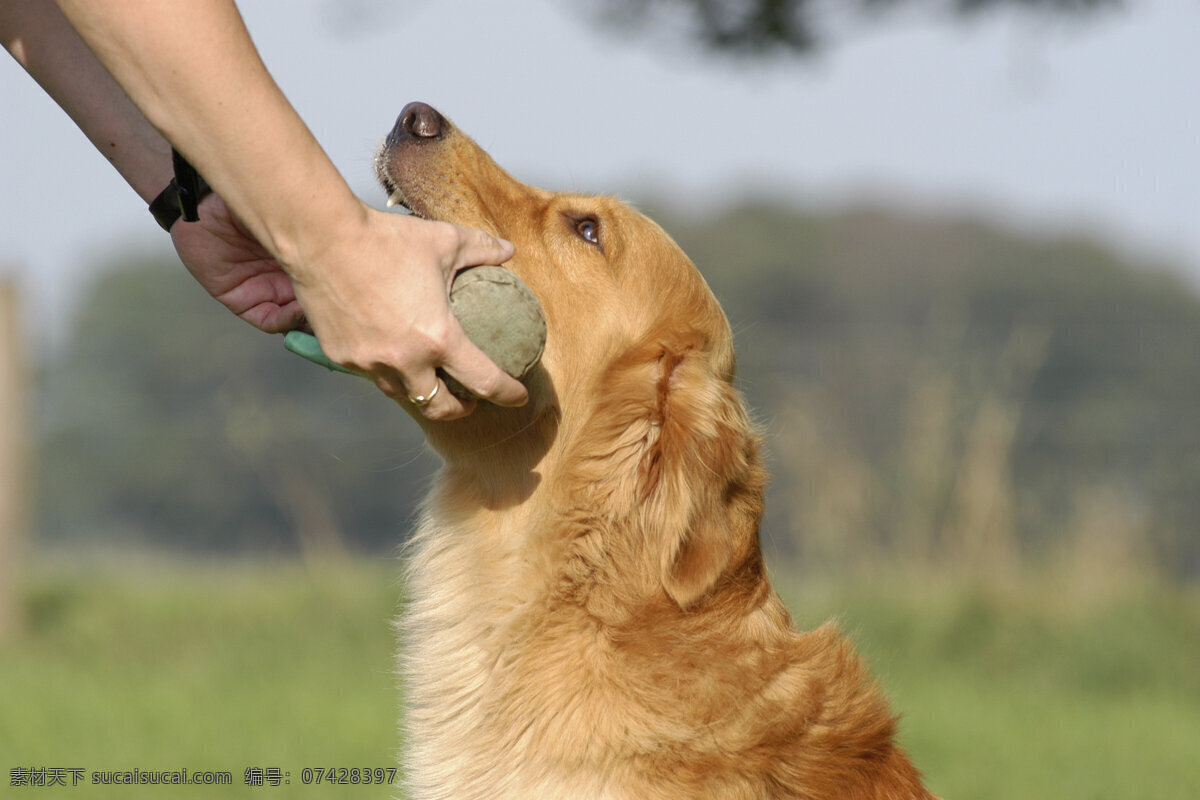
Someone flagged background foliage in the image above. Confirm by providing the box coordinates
[585,0,1123,57]
[3,563,1197,799]
[37,260,435,558]
[34,201,1200,581]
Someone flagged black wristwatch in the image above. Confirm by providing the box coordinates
[148,148,213,232]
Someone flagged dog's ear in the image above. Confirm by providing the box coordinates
[639,346,763,609]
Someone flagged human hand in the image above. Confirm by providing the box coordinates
[171,193,306,333]
[285,205,528,420]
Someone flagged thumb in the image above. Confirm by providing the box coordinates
[452,224,515,270]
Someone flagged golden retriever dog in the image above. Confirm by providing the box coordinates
[376,101,938,800]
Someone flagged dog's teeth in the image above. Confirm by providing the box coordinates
[386,190,403,208]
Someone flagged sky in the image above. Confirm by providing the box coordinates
[2,0,1197,351]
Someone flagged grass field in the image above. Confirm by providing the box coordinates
[2,558,1197,799]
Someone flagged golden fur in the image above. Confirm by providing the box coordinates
[378,106,937,800]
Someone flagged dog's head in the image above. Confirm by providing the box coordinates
[378,103,764,608]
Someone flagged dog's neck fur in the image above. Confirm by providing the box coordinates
[399,387,931,800]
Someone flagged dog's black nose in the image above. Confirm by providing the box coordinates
[390,101,446,144]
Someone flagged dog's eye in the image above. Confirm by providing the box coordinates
[575,217,600,246]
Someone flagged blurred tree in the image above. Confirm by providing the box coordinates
[586,0,1122,57]
[36,206,1200,582]
[653,201,1200,580]
[37,254,436,556]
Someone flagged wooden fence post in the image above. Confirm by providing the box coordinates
[0,278,28,639]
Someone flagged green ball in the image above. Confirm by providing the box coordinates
[441,265,546,399]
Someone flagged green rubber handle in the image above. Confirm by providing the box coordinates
[283,330,366,378]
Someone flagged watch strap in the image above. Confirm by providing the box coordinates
[148,149,213,232]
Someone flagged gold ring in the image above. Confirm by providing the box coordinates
[407,380,440,408]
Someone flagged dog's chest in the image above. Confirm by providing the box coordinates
[399,518,621,799]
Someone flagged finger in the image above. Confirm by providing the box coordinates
[438,327,529,408]
[242,299,305,333]
[381,371,474,422]
[451,224,515,270]
[370,370,405,402]
[414,374,478,422]
[401,298,529,409]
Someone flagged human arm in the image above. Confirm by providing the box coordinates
[6,0,526,416]
[54,0,527,416]
[1,0,304,334]
[0,0,171,201]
